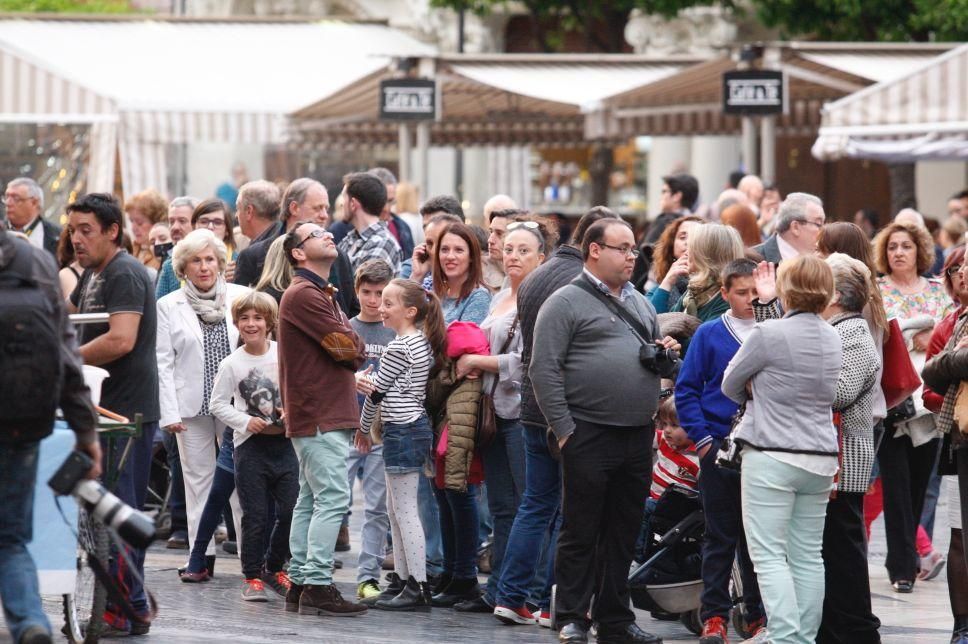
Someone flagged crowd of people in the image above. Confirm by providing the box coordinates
[3,165,968,644]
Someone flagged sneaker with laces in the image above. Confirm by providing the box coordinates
[493,605,538,625]
[242,578,269,602]
[700,616,729,644]
[918,550,946,581]
[534,610,552,628]
[261,569,292,596]
[357,578,381,601]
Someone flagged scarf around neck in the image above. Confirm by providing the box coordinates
[680,280,720,317]
[183,274,227,324]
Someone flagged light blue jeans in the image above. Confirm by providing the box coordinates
[289,429,352,586]
[345,444,389,582]
[741,449,834,644]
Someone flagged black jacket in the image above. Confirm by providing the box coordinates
[0,231,96,444]
[517,244,585,428]
[41,218,61,257]
[752,234,782,264]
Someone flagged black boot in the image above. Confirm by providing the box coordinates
[431,572,453,595]
[431,577,481,607]
[365,572,404,606]
[953,616,968,643]
[374,576,431,612]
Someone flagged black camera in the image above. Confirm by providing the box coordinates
[639,343,679,374]
[48,450,156,549]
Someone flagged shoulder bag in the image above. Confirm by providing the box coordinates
[881,317,923,410]
[476,316,518,450]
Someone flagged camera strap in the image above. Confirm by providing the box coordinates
[573,277,654,349]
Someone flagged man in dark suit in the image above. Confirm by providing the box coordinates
[4,177,60,257]
[233,180,283,288]
[752,192,825,265]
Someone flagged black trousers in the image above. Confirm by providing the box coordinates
[555,418,651,631]
[234,434,299,579]
[877,430,939,583]
[817,492,881,644]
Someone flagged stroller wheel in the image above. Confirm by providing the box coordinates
[680,608,702,635]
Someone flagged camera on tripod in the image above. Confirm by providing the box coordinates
[48,450,156,549]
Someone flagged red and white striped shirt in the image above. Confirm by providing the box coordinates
[650,434,700,500]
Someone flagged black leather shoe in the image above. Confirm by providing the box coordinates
[596,623,662,644]
[559,622,589,643]
[374,576,431,612]
[453,594,493,613]
[431,577,480,607]
[365,572,404,606]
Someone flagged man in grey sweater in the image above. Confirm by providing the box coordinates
[531,218,678,644]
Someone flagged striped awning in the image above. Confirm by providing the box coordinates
[812,43,968,161]
[594,43,957,140]
[293,55,697,148]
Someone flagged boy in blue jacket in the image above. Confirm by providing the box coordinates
[675,258,765,644]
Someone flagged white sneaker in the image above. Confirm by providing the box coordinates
[741,628,770,643]
[918,550,946,581]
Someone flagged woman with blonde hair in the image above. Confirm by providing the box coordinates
[395,182,424,246]
[255,235,294,304]
[125,188,168,274]
[652,223,744,321]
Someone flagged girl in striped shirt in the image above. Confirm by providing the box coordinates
[356,278,447,611]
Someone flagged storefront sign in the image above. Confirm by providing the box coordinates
[722,70,784,115]
[379,79,436,121]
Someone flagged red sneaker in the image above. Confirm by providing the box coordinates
[493,605,537,625]
[535,610,552,628]
[700,616,729,644]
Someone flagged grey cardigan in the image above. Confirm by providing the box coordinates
[722,311,843,455]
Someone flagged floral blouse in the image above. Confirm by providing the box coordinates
[878,276,953,323]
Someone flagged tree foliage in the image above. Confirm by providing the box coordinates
[0,0,135,12]
[431,0,967,50]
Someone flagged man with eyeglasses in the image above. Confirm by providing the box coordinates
[531,218,679,644]
[277,221,368,618]
[753,192,826,264]
[3,177,59,257]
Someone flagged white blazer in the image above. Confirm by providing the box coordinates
[157,282,251,428]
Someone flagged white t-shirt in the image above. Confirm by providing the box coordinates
[209,341,282,449]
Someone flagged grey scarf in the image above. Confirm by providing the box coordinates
[183,275,227,324]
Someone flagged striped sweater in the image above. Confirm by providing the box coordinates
[360,332,433,433]
[650,434,700,500]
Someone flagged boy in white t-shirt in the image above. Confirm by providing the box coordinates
[209,291,298,603]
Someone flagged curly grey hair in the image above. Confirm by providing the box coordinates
[172,228,227,280]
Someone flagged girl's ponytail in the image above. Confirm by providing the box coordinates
[389,278,448,375]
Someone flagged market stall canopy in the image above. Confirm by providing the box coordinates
[292,54,700,148]
[812,42,968,162]
[0,15,435,193]
[591,42,956,139]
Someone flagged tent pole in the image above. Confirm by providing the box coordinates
[760,116,776,184]
[742,117,758,175]
[416,121,430,200]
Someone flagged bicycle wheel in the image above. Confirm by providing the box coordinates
[63,507,109,644]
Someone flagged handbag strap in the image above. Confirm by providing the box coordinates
[573,276,653,349]
[486,315,519,397]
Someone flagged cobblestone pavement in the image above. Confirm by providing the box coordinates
[1,485,957,643]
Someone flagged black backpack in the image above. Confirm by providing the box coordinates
[0,238,63,441]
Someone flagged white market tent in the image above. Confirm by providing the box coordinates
[812,42,968,162]
[0,15,436,195]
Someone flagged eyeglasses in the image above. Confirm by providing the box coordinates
[296,228,328,248]
[196,216,226,229]
[597,242,640,258]
[797,219,824,229]
[507,221,540,232]
[946,265,963,277]
[3,193,29,203]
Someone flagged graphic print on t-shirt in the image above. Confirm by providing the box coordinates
[238,367,282,424]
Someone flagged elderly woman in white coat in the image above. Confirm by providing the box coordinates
[157,228,250,567]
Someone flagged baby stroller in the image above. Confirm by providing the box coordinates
[628,483,706,633]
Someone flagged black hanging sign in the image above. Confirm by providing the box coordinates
[379,79,437,121]
[723,70,784,115]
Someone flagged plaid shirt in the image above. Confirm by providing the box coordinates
[338,221,402,276]
[937,312,968,436]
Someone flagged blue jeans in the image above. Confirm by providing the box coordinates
[345,444,389,582]
[187,465,235,573]
[482,417,526,602]
[104,421,158,630]
[418,475,444,576]
[633,497,659,563]
[0,442,50,643]
[742,449,833,644]
[161,430,187,536]
[434,483,480,579]
[496,424,561,610]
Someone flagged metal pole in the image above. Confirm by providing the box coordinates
[398,123,411,184]
[455,6,465,201]
[760,116,776,184]
[742,117,758,175]
[416,121,430,200]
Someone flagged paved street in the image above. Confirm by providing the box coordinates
[2,484,957,643]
